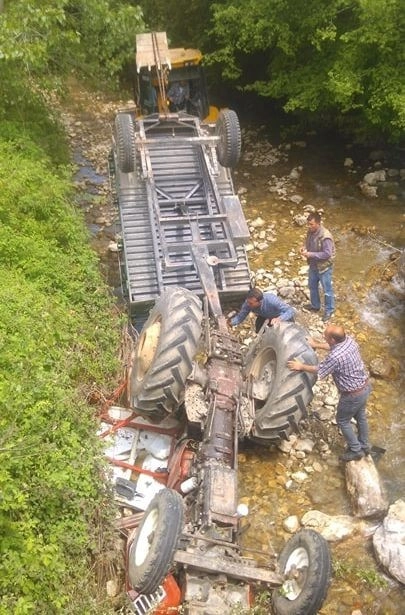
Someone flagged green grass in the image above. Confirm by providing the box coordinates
[0,101,124,613]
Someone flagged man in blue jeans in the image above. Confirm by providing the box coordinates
[229,287,295,333]
[301,212,335,322]
[287,324,372,462]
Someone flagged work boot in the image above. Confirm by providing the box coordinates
[322,312,334,322]
[339,450,365,462]
[303,303,320,312]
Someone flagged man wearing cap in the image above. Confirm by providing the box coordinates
[287,324,371,462]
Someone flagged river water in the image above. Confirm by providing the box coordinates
[233,127,405,613]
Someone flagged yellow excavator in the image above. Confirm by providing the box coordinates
[134,31,218,121]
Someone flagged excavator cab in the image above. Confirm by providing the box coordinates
[134,32,215,121]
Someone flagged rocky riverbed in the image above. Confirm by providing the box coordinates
[59,82,405,614]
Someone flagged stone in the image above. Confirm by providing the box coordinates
[359,182,378,198]
[344,157,354,167]
[295,438,315,453]
[291,471,309,483]
[373,499,405,584]
[290,194,303,204]
[106,578,119,597]
[369,356,400,380]
[283,515,300,533]
[293,213,307,226]
[301,510,360,541]
[250,217,266,228]
[363,170,386,185]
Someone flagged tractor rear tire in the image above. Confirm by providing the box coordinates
[115,113,136,173]
[128,489,184,594]
[216,109,241,168]
[128,287,203,422]
[272,529,332,615]
[243,322,317,444]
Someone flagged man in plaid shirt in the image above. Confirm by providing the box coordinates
[288,324,371,462]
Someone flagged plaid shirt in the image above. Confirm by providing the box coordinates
[318,335,368,392]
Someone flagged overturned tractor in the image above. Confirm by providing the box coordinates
[106,31,331,615]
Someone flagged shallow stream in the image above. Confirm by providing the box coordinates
[233,129,405,613]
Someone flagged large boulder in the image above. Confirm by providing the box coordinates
[373,499,405,584]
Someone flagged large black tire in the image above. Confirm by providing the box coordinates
[128,489,184,594]
[243,322,317,444]
[216,109,241,168]
[128,287,203,422]
[114,113,136,173]
[272,529,332,615]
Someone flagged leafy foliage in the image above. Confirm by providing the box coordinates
[209,0,405,141]
[0,133,123,612]
[0,0,145,104]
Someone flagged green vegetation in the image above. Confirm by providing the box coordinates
[0,129,124,612]
[139,0,405,143]
[209,0,405,142]
[334,558,389,589]
[0,1,140,612]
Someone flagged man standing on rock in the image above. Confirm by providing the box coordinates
[229,287,295,333]
[301,212,335,322]
[287,324,372,462]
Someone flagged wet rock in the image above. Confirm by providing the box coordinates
[108,241,119,252]
[250,217,266,228]
[293,213,307,226]
[278,435,297,454]
[301,510,360,541]
[283,515,300,533]
[359,181,378,198]
[289,166,303,179]
[373,499,405,584]
[290,194,303,204]
[369,356,399,380]
[363,170,386,185]
[387,168,399,177]
[344,157,354,167]
[295,438,315,453]
[291,470,309,483]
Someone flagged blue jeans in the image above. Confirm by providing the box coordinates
[308,266,335,315]
[336,383,371,452]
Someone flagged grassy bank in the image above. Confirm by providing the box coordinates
[0,95,123,614]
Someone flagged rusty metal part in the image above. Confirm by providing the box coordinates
[174,550,284,587]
